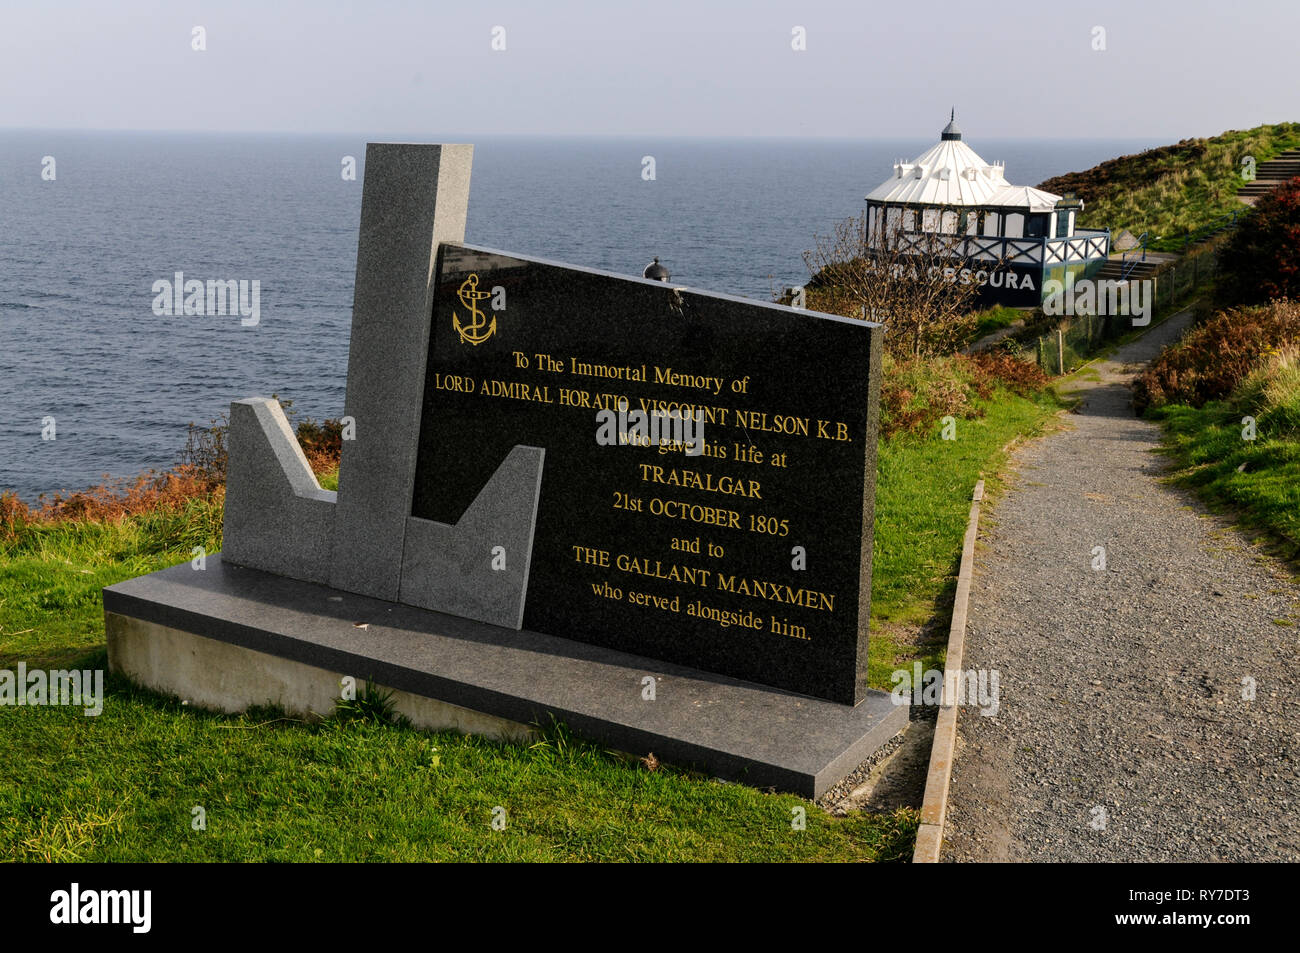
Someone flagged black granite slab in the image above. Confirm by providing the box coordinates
[104,556,906,798]
[413,244,884,704]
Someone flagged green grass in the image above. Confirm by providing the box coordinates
[1039,122,1300,251]
[1150,400,1300,555]
[0,379,1060,862]
[1147,339,1300,556]
[0,672,917,862]
[0,494,223,669]
[968,305,1025,344]
[0,483,922,861]
[867,384,1062,683]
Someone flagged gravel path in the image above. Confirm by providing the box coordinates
[943,311,1300,862]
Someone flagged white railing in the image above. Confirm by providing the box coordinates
[883,228,1110,266]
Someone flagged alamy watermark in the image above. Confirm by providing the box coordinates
[1,663,103,716]
[152,271,260,326]
[891,662,1000,715]
[50,883,150,933]
[1044,278,1152,326]
[596,399,705,456]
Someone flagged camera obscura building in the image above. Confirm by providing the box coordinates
[865,114,1110,307]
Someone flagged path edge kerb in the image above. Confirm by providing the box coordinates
[912,478,984,863]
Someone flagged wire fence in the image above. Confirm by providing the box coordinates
[1014,243,1221,375]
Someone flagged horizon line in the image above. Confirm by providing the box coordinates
[0,125,1198,144]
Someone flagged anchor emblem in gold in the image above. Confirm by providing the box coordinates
[452,273,496,346]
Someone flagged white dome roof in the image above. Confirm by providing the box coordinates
[866,131,1061,211]
[984,184,1061,213]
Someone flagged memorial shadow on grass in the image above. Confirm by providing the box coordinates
[0,648,919,863]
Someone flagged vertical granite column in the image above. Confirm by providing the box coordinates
[330,144,473,600]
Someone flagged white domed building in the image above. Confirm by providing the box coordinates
[864,114,1110,307]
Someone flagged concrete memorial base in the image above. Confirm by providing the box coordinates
[104,556,905,798]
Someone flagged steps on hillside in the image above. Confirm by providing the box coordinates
[1236,149,1300,204]
[1184,224,1233,247]
[1095,254,1171,282]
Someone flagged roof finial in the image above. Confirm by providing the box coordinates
[941,109,962,141]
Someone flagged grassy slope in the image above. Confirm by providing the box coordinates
[0,384,1058,861]
[1141,297,1300,559]
[968,305,1024,344]
[1149,401,1300,558]
[869,385,1059,682]
[0,496,919,861]
[0,495,224,668]
[1038,123,1300,251]
[1,497,919,862]
[1,682,918,862]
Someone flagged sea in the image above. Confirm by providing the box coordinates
[0,131,1165,501]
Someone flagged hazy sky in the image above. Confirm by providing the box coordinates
[2,0,1294,139]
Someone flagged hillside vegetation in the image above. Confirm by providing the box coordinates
[1141,175,1300,557]
[1038,122,1300,251]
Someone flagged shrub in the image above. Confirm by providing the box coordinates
[1134,298,1300,412]
[879,354,978,438]
[177,396,342,487]
[178,414,228,489]
[0,468,221,540]
[967,350,1052,398]
[295,417,344,474]
[878,351,1049,439]
[1233,347,1300,437]
[1216,176,1300,307]
[0,491,30,537]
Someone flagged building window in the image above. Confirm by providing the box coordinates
[983,212,1000,237]
[903,208,916,232]
[921,208,940,232]
[1055,212,1070,238]
[1004,212,1024,238]
[1025,214,1047,238]
[941,210,959,234]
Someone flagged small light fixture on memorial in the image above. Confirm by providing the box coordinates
[643,256,671,282]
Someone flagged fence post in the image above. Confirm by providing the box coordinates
[1037,336,1043,368]
[1057,328,1065,375]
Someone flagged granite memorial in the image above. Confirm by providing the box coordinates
[413,244,880,703]
[103,143,904,796]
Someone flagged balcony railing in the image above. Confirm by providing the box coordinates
[885,227,1110,266]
